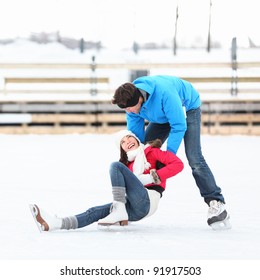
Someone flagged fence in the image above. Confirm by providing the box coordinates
[0,61,260,135]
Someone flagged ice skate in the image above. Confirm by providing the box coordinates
[207,200,231,230]
[98,201,128,226]
[29,204,62,232]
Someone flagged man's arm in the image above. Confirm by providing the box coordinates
[162,92,187,154]
[126,113,146,143]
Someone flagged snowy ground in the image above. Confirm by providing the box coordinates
[0,133,259,259]
[0,133,259,279]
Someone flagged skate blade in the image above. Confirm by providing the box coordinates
[98,220,128,227]
[29,204,44,233]
[210,217,232,231]
[97,223,128,231]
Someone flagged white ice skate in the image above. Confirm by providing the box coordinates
[29,204,62,232]
[98,201,128,226]
[207,200,231,230]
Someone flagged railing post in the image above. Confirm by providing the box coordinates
[231,37,238,96]
[90,55,97,95]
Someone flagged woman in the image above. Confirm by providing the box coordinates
[30,130,184,232]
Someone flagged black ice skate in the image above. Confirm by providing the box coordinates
[207,200,231,230]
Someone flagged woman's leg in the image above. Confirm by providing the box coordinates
[75,203,112,228]
[30,202,112,231]
[98,162,150,225]
[109,162,150,221]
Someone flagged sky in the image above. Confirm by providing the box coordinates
[0,0,260,49]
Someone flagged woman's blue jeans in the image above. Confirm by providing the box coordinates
[145,107,225,205]
[76,162,150,228]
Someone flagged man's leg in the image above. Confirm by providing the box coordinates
[184,108,224,203]
[184,108,231,229]
[144,122,170,144]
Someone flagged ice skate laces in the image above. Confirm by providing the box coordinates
[208,200,224,216]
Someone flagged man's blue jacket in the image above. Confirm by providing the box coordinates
[126,75,201,154]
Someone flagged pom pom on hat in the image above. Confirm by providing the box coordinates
[114,129,140,149]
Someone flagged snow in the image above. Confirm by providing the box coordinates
[0,40,260,279]
[0,133,259,279]
[1,38,260,63]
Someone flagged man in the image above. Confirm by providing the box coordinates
[111,75,231,230]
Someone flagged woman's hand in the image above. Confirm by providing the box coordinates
[150,169,161,184]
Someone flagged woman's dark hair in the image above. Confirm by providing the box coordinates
[147,139,162,148]
[119,147,129,165]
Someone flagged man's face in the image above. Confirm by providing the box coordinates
[123,97,142,114]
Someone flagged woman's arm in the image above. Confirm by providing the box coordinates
[152,148,184,181]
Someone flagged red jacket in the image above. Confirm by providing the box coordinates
[127,145,184,189]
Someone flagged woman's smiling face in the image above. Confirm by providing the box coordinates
[120,135,139,152]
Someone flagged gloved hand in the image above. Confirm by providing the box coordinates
[150,169,161,184]
[138,174,154,185]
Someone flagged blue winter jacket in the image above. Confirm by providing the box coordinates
[127,75,201,154]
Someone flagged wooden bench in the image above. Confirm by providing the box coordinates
[180,76,260,95]
[181,77,260,83]
[2,77,110,94]
[1,102,260,135]
[1,62,260,95]
[4,77,109,84]
[0,61,260,134]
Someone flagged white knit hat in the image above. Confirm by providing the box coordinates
[114,129,150,174]
[114,129,140,149]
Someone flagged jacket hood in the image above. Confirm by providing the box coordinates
[133,78,156,95]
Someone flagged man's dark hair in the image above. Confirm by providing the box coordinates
[112,83,140,108]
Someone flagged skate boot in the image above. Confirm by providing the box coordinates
[207,200,231,230]
[29,204,62,232]
[98,201,128,226]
